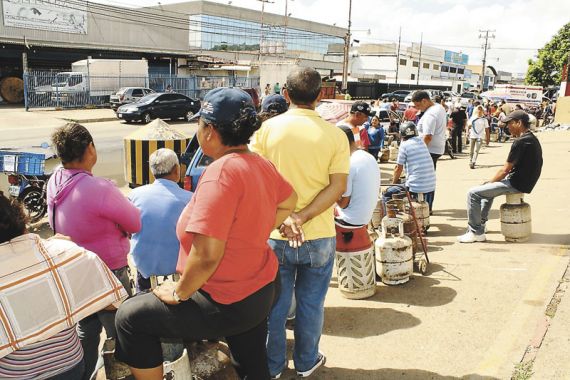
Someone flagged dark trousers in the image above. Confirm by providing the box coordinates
[368,148,380,160]
[115,277,279,380]
[451,126,463,153]
[136,270,152,292]
[428,153,442,212]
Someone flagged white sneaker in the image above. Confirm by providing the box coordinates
[457,231,486,243]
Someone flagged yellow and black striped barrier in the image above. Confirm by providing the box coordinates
[124,119,190,187]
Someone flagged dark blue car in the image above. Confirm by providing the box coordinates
[180,134,212,192]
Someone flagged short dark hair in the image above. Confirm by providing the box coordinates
[286,66,322,106]
[51,123,94,164]
[210,106,261,146]
[0,193,27,243]
[411,90,430,102]
[337,125,355,145]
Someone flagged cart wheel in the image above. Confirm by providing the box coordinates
[19,187,47,223]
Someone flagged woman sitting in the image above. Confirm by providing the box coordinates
[0,194,127,379]
[114,87,297,380]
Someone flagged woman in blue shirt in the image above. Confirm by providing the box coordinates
[367,115,385,160]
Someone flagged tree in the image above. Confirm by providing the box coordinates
[526,22,570,87]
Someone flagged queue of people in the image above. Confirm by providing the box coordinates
[0,69,544,380]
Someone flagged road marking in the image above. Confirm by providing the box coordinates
[476,247,567,377]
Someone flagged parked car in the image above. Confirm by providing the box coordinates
[110,87,155,110]
[180,134,212,192]
[404,90,438,103]
[425,89,444,100]
[459,92,482,107]
[116,93,200,123]
[381,90,411,102]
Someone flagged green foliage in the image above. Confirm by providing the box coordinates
[526,22,570,87]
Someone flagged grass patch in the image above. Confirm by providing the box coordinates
[512,361,534,380]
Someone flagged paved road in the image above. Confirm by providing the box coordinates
[0,106,197,193]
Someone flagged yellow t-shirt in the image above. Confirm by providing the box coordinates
[250,108,350,240]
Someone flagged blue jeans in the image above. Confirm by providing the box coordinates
[266,237,335,376]
[467,179,519,234]
[382,186,434,216]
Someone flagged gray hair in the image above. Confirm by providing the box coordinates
[149,148,179,178]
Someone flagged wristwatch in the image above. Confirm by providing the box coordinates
[172,289,185,303]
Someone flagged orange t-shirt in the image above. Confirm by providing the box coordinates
[176,152,293,304]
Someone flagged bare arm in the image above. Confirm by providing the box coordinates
[488,162,514,183]
[273,190,298,229]
[485,128,490,145]
[391,164,404,185]
[337,195,351,209]
[423,134,433,146]
[297,173,348,224]
[154,234,225,304]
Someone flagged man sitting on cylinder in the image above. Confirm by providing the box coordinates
[383,121,436,212]
[128,148,192,292]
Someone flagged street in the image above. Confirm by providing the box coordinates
[1,107,570,379]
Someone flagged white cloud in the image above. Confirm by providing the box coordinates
[100,0,570,74]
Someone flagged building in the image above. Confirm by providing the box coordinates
[0,0,345,94]
[326,42,468,91]
[466,65,497,91]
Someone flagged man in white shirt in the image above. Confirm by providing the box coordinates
[411,90,447,212]
[335,125,381,227]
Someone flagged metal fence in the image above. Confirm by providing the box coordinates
[23,71,260,109]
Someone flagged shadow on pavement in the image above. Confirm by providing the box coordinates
[323,307,420,338]
[369,275,457,307]
[311,367,500,380]
[429,223,467,237]
[435,208,499,221]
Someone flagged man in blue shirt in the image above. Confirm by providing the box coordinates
[128,148,192,291]
[383,121,436,207]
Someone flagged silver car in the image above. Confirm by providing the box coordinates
[110,87,154,110]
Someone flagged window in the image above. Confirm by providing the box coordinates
[132,89,144,97]
[412,61,419,68]
[399,58,407,66]
[450,67,457,74]
[458,68,465,74]
[441,65,449,73]
[69,75,82,87]
[423,63,430,69]
[433,64,440,71]
[411,73,416,80]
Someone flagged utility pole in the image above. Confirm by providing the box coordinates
[341,0,352,92]
[395,26,401,85]
[416,32,423,86]
[283,0,292,56]
[257,0,274,55]
[479,29,495,91]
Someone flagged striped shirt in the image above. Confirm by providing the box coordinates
[397,136,436,194]
[0,326,83,379]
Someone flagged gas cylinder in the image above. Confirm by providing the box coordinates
[164,349,192,380]
[389,141,399,161]
[500,193,531,242]
[335,224,376,299]
[370,197,384,229]
[375,210,413,285]
[407,193,430,232]
[490,130,499,142]
[385,198,418,253]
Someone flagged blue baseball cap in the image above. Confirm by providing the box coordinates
[261,94,288,114]
[193,87,256,124]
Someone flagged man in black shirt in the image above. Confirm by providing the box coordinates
[458,110,543,243]
[450,106,467,153]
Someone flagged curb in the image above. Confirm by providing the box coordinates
[59,117,119,123]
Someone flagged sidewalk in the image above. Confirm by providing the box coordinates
[32,107,118,123]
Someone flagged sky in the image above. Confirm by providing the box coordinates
[98,0,570,75]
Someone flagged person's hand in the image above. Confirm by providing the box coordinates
[279,212,306,248]
[153,280,181,305]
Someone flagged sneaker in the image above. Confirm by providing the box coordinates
[469,162,475,169]
[297,352,326,377]
[271,372,283,379]
[457,231,486,243]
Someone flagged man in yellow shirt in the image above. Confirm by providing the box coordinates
[251,66,349,379]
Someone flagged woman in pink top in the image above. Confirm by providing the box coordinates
[47,122,141,380]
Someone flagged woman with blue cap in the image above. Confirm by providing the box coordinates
[114,87,298,380]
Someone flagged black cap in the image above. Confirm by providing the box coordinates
[502,110,529,125]
[350,101,372,116]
